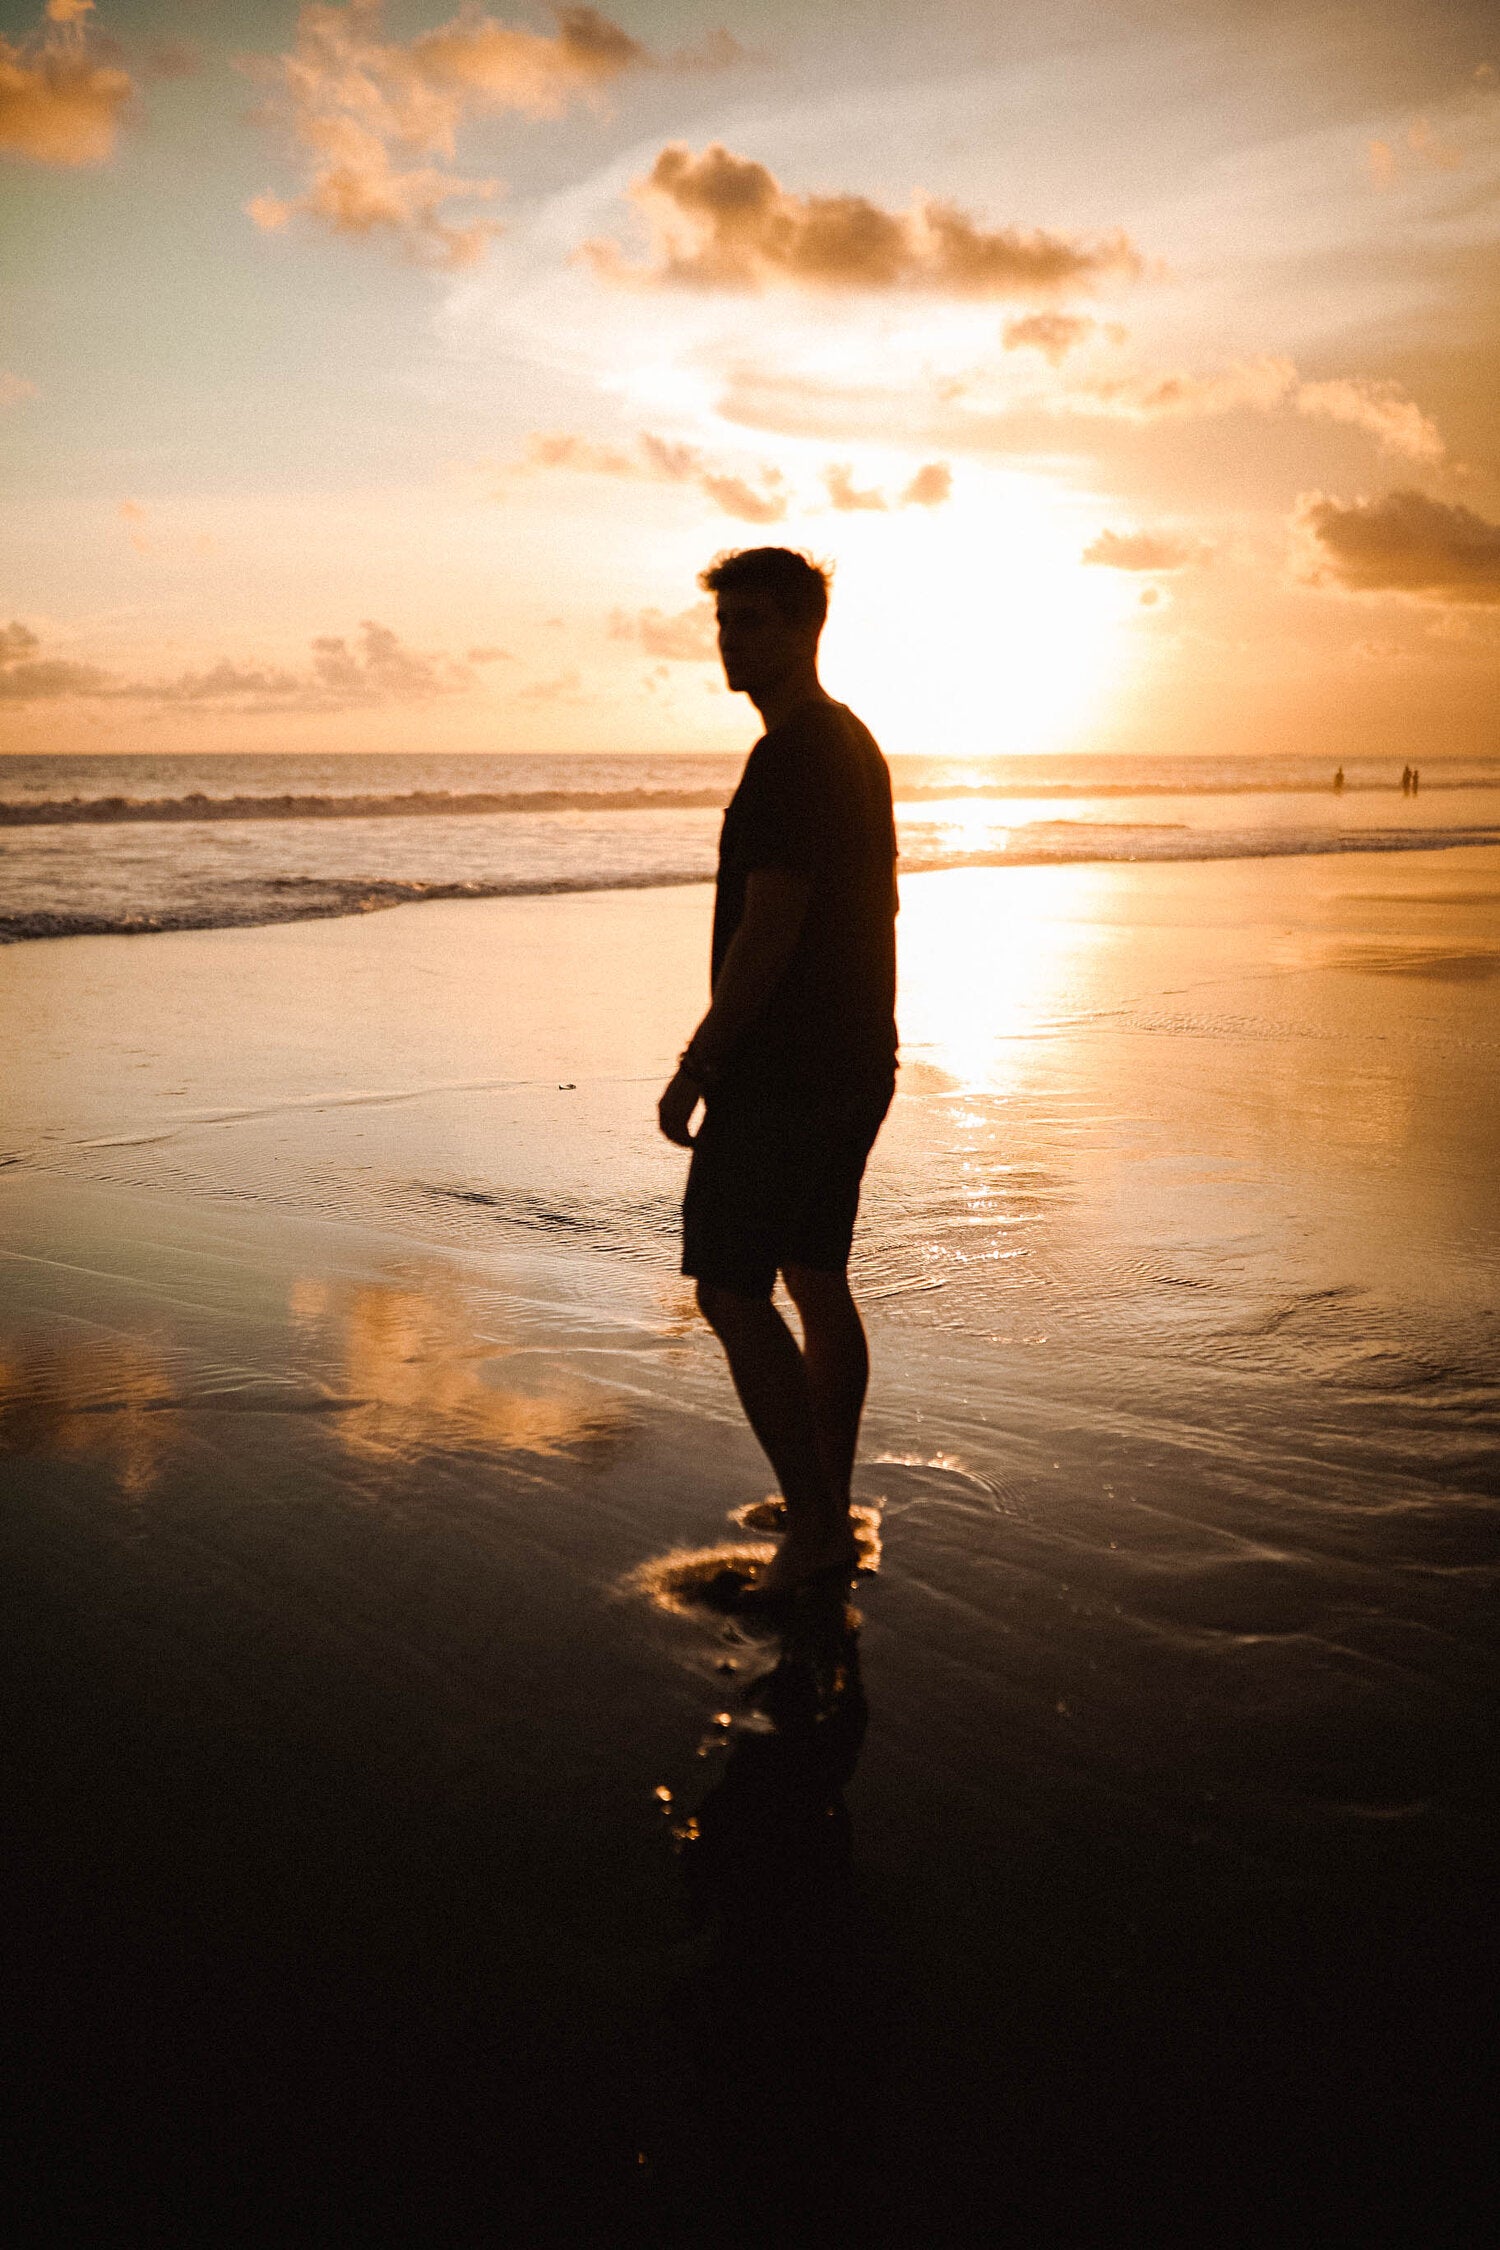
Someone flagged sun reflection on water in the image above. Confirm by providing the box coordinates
[897,862,1115,1094]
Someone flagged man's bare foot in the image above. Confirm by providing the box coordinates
[751,1519,860,1598]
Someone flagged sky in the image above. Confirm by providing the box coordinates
[2,0,1498,760]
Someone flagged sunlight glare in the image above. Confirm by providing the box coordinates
[897,862,1115,1094]
[821,471,1137,759]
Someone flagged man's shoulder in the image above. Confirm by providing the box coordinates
[762,698,881,766]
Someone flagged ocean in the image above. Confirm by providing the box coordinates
[4,747,1499,940]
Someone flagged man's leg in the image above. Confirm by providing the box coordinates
[782,1263,869,1509]
[695,1280,858,1586]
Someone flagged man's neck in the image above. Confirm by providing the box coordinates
[749,664,829,734]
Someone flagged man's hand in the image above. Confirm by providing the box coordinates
[657,1068,702,1147]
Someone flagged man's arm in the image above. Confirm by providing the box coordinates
[657,865,812,1146]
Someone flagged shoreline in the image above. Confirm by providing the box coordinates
[6,821,1500,944]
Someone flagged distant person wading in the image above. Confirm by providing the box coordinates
[657,548,899,1600]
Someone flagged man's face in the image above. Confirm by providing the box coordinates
[715,588,815,696]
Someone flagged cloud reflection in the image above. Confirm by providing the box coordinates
[288,1271,631,1464]
[0,1335,178,1500]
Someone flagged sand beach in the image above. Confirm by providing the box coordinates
[4,847,1498,2240]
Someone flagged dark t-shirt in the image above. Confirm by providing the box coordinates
[711,697,898,1100]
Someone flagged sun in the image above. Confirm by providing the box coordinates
[819,467,1138,759]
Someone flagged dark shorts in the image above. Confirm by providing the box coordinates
[681,1080,894,1300]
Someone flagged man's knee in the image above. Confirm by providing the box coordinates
[696,1277,768,1335]
[782,1261,853,1314]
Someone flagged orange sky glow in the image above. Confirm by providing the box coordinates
[2,0,1497,760]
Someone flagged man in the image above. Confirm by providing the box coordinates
[658,547,898,1598]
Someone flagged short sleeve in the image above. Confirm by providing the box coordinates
[733,715,843,881]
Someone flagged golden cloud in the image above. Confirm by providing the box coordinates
[823,463,887,513]
[901,462,952,507]
[1071,358,1443,460]
[0,370,39,408]
[245,2,657,266]
[520,427,951,522]
[1084,355,1300,419]
[584,142,1143,298]
[1294,378,1445,464]
[819,459,953,512]
[520,428,787,522]
[0,0,132,166]
[1001,311,1096,364]
[1081,528,1208,571]
[1295,489,1500,603]
[0,612,109,700]
[609,601,717,660]
[0,619,484,706]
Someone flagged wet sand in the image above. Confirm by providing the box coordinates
[4,851,1498,2241]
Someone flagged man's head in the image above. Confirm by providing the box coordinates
[698,547,831,699]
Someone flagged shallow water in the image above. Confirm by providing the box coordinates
[3,850,1497,2234]
[4,748,1498,938]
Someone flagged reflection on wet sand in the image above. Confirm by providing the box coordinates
[287,1271,632,1464]
[629,1543,877,2236]
[0,1336,179,1500]
[0,1265,633,1512]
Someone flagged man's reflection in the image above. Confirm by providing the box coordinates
[651,1575,881,2237]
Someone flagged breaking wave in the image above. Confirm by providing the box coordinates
[5,823,1498,943]
[4,776,1500,826]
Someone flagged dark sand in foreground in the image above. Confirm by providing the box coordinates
[4,851,1498,2242]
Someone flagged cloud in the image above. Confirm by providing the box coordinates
[0,618,108,703]
[1072,357,1444,459]
[0,370,38,408]
[900,461,952,508]
[0,618,483,707]
[154,659,306,702]
[245,5,734,267]
[520,427,787,522]
[822,459,953,512]
[609,601,716,660]
[305,619,473,697]
[0,615,110,701]
[694,472,784,524]
[1294,378,1445,463]
[465,643,513,662]
[522,427,948,522]
[1002,312,1095,364]
[823,463,887,513]
[1083,355,1300,419]
[584,142,1143,299]
[1082,528,1208,571]
[0,0,133,166]
[1294,489,1500,603]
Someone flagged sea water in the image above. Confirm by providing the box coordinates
[3,747,1499,939]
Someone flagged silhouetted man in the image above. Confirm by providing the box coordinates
[658,548,898,1597]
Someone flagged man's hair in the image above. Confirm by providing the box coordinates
[698,547,832,632]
